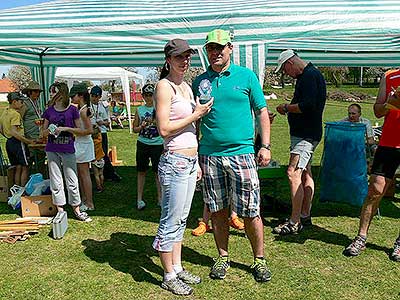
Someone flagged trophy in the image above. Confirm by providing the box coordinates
[199,79,212,104]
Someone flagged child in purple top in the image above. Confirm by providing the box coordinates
[42,82,91,222]
[43,105,79,153]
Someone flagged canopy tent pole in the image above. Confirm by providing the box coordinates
[39,48,49,107]
[197,47,208,72]
[120,71,133,133]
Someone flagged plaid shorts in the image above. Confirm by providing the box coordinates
[199,154,260,218]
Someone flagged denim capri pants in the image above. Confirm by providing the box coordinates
[153,151,198,252]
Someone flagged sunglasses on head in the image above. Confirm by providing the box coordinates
[49,82,61,93]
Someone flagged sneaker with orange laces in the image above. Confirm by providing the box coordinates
[230,216,245,230]
[191,221,211,236]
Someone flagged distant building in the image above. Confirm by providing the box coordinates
[0,78,16,102]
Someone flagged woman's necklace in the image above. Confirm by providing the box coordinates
[29,98,42,118]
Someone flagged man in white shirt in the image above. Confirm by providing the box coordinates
[90,86,122,182]
[341,103,377,152]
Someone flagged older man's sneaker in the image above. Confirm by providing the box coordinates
[210,255,230,279]
[390,237,400,262]
[250,258,272,282]
[343,235,366,256]
[161,277,193,296]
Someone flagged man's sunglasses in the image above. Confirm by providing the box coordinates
[205,43,229,52]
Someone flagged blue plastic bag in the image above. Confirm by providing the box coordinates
[320,122,368,206]
[25,173,43,196]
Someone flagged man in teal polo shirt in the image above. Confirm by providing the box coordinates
[192,29,272,283]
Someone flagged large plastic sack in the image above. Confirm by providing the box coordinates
[320,122,368,206]
[25,173,43,196]
[8,184,25,209]
[31,179,50,196]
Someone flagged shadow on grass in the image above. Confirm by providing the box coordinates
[87,165,208,230]
[82,232,250,285]
[261,164,400,220]
[271,224,391,254]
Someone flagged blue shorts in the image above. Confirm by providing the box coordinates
[199,154,260,218]
[6,137,29,166]
[290,136,319,169]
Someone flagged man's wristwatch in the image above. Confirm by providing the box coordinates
[283,104,289,113]
[261,143,271,150]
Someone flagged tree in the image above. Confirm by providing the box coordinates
[150,66,204,85]
[320,67,349,87]
[364,67,387,84]
[145,67,159,83]
[184,67,204,85]
[123,67,138,74]
[8,65,32,90]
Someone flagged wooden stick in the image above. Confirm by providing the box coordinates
[0,220,38,225]
[16,217,52,221]
[0,224,38,228]
[0,226,39,231]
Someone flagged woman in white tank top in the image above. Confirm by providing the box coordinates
[152,39,213,296]
[59,83,95,211]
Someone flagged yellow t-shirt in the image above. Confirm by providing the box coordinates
[0,107,24,138]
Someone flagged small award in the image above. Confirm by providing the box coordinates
[199,79,212,104]
[48,124,59,138]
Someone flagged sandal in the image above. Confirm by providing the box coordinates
[273,220,303,235]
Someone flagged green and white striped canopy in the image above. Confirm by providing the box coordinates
[0,0,399,68]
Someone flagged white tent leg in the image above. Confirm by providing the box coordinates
[120,72,132,133]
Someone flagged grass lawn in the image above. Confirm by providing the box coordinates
[0,88,399,300]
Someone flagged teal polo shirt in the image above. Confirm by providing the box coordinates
[192,63,266,156]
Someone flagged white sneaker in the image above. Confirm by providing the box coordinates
[75,211,92,222]
[137,200,146,210]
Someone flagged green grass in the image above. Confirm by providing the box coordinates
[0,88,400,300]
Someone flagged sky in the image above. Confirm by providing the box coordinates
[0,0,55,75]
[0,0,151,80]
[0,0,53,10]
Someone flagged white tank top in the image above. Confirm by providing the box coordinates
[75,104,92,143]
[161,79,197,151]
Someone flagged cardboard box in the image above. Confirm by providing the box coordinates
[21,195,57,217]
[0,176,8,202]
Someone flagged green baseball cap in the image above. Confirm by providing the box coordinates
[205,29,231,46]
[7,92,25,103]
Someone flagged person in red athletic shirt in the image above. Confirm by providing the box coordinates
[344,69,400,261]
